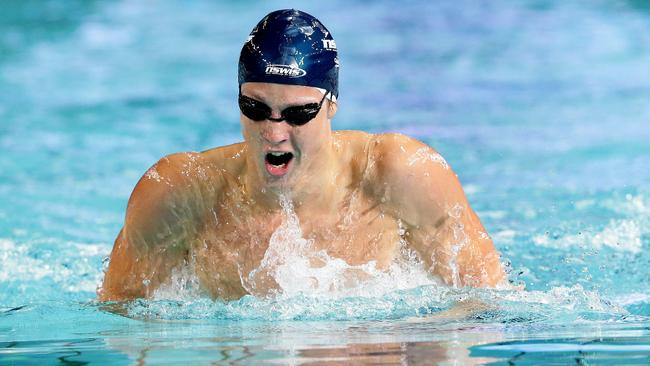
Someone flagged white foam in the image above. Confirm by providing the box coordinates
[0,238,110,293]
[497,284,627,314]
[613,292,650,306]
[239,195,437,299]
[532,218,644,253]
[152,264,202,300]
[605,194,650,216]
[533,194,650,253]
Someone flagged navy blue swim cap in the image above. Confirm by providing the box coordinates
[238,9,339,99]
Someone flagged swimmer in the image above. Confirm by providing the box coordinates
[98,9,505,301]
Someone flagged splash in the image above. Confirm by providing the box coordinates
[152,263,203,300]
[241,194,437,299]
[125,283,629,322]
[447,203,469,287]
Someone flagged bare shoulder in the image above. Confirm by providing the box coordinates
[332,130,374,158]
[129,141,249,223]
[200,141,247,175]
[361,132,464,227]
[372,132,432,153]
[330,131,452,191]
[369,132,451,182]
[331,130,374,176]
[127,150,226,232]
[133,152,210,202]
[332,129,373,144]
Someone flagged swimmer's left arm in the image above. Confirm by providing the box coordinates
[372,133,505,287]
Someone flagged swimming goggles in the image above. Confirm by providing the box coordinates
[238,91,329,126]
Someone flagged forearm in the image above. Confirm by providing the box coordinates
[441,210,505,288]
[411,208,504,288]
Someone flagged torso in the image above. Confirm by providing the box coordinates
[185,131,404,300]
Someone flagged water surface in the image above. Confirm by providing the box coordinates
[1,0,650,364]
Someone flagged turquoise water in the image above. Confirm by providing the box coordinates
[2,0,650,364]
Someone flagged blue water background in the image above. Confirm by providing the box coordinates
[2,0,650,364]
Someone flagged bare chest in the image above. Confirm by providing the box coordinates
[190,192,402,299]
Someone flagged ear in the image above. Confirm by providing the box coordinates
[327,100,338,119]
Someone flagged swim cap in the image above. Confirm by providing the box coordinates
[238,9,339,99]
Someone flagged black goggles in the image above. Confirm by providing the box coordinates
[238,91,329,126]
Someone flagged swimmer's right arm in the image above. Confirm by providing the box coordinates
[98,153,208,301]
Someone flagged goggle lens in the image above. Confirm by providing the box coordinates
[238,92,329,126]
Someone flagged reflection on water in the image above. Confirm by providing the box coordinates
[288,342,450,365]
[472,335,650,365]
[98,318,506,365]
[0,338,129,366]
[6,320,646,364]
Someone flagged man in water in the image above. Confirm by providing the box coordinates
[99,9,505,301]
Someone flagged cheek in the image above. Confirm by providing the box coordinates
[293,122,329,153]
[302,116,330,135]
[311,120,331,141]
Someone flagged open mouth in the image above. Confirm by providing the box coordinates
[264,151,294,176]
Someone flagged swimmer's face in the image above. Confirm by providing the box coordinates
[240,82,336,188]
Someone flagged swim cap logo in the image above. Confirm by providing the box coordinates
[265,64,307,78]
[322,39,337,50]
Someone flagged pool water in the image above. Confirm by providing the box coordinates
[2,0,650,364]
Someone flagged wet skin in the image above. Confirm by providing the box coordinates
[99,83,505,301]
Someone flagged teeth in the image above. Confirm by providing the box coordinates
[269,152,288,156]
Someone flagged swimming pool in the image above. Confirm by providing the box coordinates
[1,0,650,364]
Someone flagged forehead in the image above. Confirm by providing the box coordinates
[241,82,323,101]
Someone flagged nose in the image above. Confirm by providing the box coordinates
[261,119,291,144]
